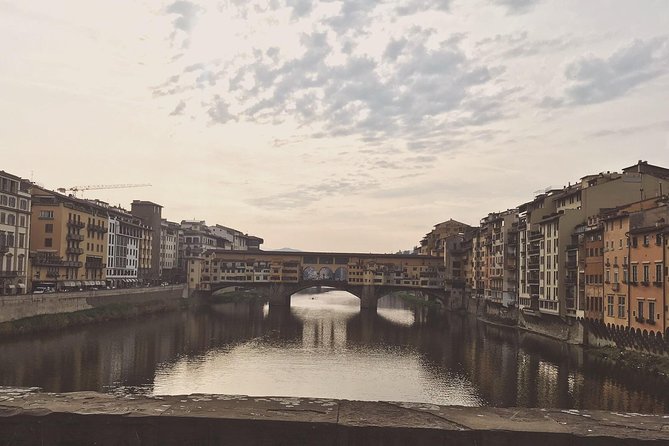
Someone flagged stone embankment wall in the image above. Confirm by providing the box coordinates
[0,390,667,446]
[0,285,187,324]
[583,319,669,355]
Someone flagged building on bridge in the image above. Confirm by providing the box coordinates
[187,250,445,309]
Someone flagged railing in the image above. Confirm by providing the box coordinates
[67,221,85,229]
[66,234,85,241]
[88,223,108,233]
[32,257,63,266]
[66,247,84,255]
[0,270,19,278]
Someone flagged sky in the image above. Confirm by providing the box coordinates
[1,0,669,253]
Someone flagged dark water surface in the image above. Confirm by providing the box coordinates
[1,290,668,412]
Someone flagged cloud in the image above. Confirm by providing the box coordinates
[169,100,186,116]
[476,32,576,59]
[395,0,452,16]
[165,1,203,47]
[247,176,379,210]
[588,120,669,139]
[286,0,313,19]
[492,0,542,15]
[542,37,669,107]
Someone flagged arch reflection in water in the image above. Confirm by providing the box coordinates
[0,288,667,412]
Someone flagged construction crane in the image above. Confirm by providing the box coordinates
[57,184,152,197]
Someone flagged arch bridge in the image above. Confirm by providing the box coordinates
[188,250,446,310]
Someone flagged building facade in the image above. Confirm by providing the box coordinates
[160,219,180,283]
[30,187,108,291]
[628,204,668,334]
[130,200,162,284]
[0,171,31,295]
[106,206,147,287]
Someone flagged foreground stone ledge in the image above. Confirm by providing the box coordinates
[0,389,667,445]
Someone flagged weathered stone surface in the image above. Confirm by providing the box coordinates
[0,389,667,445]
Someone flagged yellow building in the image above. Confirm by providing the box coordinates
[29,186,108,291]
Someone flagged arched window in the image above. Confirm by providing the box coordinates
[7,214,15,226]
[6,254,13,272]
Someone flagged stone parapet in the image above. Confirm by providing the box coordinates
[0,390,667,445]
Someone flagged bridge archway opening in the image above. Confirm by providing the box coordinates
[288,285,362,310]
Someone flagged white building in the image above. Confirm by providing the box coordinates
[106,207,143,287]
[0,171,31,295]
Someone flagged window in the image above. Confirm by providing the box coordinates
[19,215,25,227]
[643,264,649,283]
[643,235,650,246]
[648,302,656,323]
[19,199,27,210]
[656,264,663,283]
[45,223,53,233]
[7,214,15,225]
[45,238,52,247]
[638,301,644,319]
[657,234,663,246]
[632,264,638,283]
[605,269,610,282]
[618,296,625,318]
[39,210,54,219]
[8,197,15,207]
[607,296,614,317]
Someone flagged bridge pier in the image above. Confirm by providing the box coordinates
[267,283,293,307]
[359,285,378,311]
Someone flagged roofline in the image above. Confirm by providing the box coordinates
[201,249,442,260]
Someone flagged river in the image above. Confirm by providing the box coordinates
[0,289,667,412]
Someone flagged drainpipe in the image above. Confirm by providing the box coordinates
[625,229,631,329]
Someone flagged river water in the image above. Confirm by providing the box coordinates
[1,289,668,412]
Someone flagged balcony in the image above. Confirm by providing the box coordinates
[67,220,85,229]
[566,260,578,269]
[88,223,108,233]
[565,277,577,286]
[63,261,83,268]
[46,271,60,278]
[66,247,84,255]
[85,262,106,269]
[0,270,19,278]
[66,234,85,241]
[529,231,542,241]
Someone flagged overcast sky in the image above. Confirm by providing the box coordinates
[1,0,668,252]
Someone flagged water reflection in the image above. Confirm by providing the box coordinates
[0,289,667,412]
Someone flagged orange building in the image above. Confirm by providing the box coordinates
[628,204,668,335]
[583,223,604,321]
[29,186,109,291]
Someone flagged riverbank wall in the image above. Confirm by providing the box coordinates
[472,298,669,355]
[0,285,188,335]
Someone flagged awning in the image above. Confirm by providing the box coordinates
[63,281,73,287]
[74,281,82,287]
[84,281,93,286]
[7,284,15,288]
[96,281,104,286]
[17,284,26,289]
